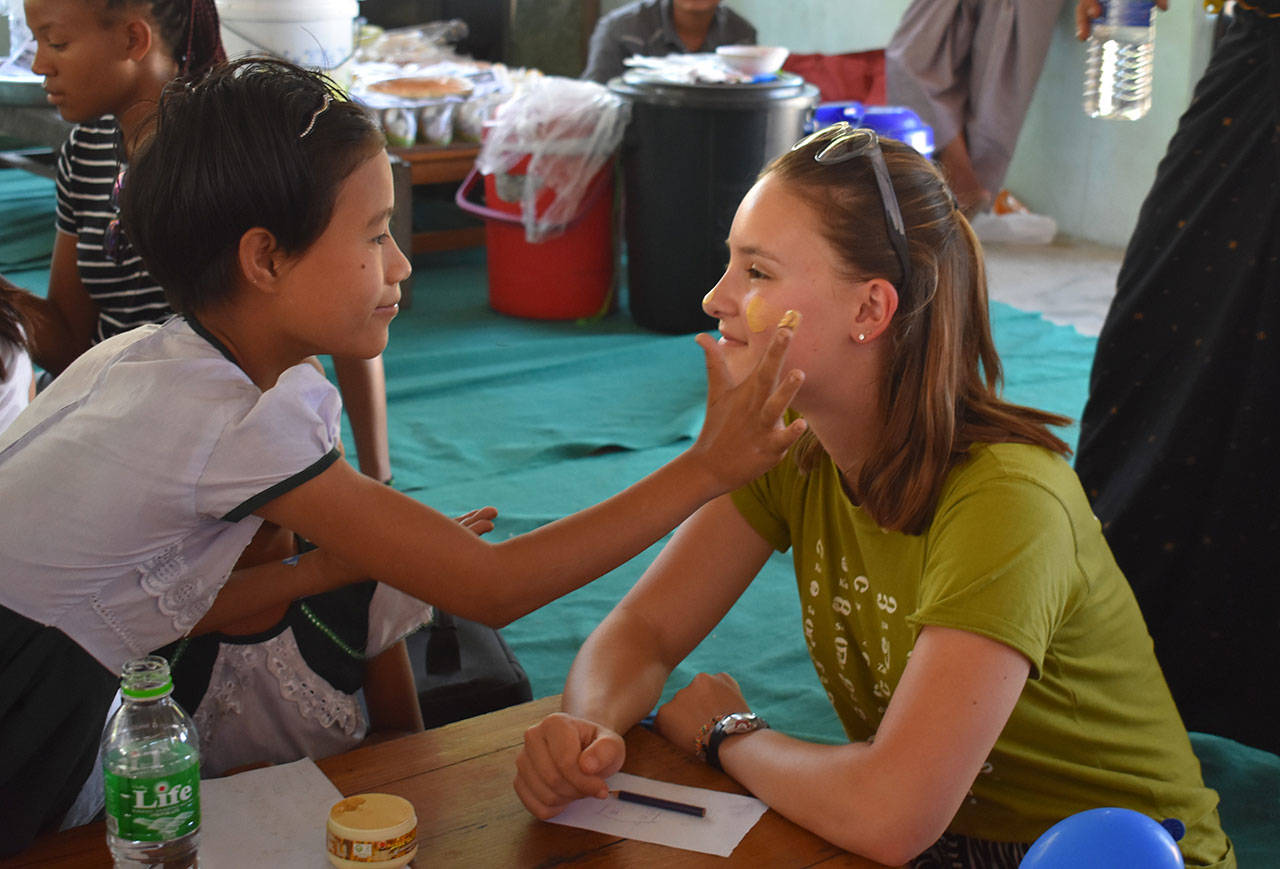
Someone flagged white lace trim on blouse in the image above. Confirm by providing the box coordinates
[138,542,221,636]
[194,628,366,770]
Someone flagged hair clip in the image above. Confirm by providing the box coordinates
[299,93,332,139]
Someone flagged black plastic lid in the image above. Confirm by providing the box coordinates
[608,70,819,110]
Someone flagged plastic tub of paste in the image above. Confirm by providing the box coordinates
[325,793,418,869]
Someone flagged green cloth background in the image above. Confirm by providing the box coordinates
[0,169,60,270]
[2,167,1273,861]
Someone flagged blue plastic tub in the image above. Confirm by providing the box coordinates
[858,105,935,157]
[809,100,864,131]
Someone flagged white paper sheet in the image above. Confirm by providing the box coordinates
[546,772,768,857]
[198,758,342,868]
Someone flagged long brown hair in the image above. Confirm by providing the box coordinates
[766,135,1071,534]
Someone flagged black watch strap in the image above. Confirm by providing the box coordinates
[705,712,769,772]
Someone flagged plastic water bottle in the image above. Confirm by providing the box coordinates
[1083,0,1156,120]
[102,656,200,869]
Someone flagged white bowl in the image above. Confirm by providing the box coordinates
[715,45,789,77]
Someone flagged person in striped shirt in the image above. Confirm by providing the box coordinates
[4,0,394,484]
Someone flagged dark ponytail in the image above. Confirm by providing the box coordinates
[179,0,226,78]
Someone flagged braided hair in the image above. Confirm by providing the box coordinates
[105,0,226,79]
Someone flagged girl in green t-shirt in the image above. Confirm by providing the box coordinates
[513,123,1235,868]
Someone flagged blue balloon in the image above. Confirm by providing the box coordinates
[1020,807,1185,868]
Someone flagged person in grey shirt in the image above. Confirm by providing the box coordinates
[885,0,1066,216]
[582,0,757,84]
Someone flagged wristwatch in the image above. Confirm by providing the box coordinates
[704,712,769,772]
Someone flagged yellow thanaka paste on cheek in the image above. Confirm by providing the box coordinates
[745,293,784,333]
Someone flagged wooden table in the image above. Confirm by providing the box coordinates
[5,695,896,868]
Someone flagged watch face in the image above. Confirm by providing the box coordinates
[724,713,761,733]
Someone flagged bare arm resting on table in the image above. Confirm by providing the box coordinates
[661,626,1028,865]
[515,495,1029,867]
[513,494,771,810]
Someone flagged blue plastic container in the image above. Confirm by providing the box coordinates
[858,105,935,157]
[808,100,864,132]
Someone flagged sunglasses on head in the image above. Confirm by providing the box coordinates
[791,123,912,290]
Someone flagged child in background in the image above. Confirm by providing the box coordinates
[5,0,392,481]
[0,58,806,854]
[0,285,35,432]
[514,124,1235,868]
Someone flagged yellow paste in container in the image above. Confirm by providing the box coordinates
[325,793,418,869]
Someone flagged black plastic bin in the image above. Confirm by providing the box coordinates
[608,71,819,333]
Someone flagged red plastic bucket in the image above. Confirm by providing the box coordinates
[455,156,615,320]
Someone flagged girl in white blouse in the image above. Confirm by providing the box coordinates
[0,58,807,855]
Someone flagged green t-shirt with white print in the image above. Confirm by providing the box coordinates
[731,441,1234,867]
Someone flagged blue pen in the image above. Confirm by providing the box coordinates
[610,789,706,818]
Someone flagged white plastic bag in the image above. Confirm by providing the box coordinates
[970,211,1058,245]
[2,0,35,74]
[476,76,630,243]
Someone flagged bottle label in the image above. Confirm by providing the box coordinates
[104,765,201,842]
[1096,1,1156,27]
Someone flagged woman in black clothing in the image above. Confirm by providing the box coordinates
[1074,0,1280,754]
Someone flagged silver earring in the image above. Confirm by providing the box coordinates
[857,333,866,342]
